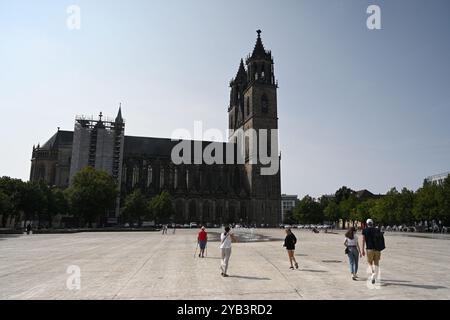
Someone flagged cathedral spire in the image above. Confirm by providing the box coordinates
[115,103,123,123]
[249,29,270,60]
[235,58,247,82]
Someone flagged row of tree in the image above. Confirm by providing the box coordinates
[287,177,450,227]
[0,167,174,229]
[122,189,174,226]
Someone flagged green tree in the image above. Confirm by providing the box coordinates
[413,181,440,223]
[0,177,26,227]
[149,191,174,224]
[355,199,376,224]
[335,186,355,204]
[17,181,47,228]
[66,167,118,227]
[396,188,414,224]
[45,187,69,228]
[324,200,340,225]
[293,195,323,224]
[339,194,359,227]
[442,177,450,225]
[0,190,12,228]
[123,190,151,226]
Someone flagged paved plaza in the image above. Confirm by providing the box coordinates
[1,228,449,300]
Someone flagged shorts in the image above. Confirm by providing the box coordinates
[199,240,207,249]
[367,250,381,265]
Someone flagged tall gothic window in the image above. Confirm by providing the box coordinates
[186,169,189,189]
[122,165,127,183]
[132,166,139,187]
[147,165,152,187]
[261,94,269,113]
[246,97,250,116]
[160,168,165,189]
[174,168,178,189]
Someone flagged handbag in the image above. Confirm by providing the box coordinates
[345,247,349,255]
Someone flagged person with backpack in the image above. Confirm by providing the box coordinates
[362,218,385,284]
[344,227,361,280]
[219,226,237,277]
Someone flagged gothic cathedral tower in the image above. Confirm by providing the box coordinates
[228,30,281,226]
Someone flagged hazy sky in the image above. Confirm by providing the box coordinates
[1,0,449,198]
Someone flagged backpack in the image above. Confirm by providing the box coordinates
[373,229,386,251]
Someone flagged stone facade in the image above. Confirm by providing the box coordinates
[30,31,281,226]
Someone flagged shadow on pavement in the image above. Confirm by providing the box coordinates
[383,283,447,290]
[228,275,271,280]
[0,234,23,240]
[300,269,328,273]
[381,279,412,283]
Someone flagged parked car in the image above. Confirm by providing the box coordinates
[189,222,198,228]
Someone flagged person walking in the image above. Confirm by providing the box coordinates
[283,228,299,270]
[344,226,361,280]
[26,223,32,235]
[362,218,385,284]
[220,226,237,277]
[197,226,208,258]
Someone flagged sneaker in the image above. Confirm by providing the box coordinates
[223,274,229,277]
[289,266,294,270]
[352,275,357,281]
[295,262,299,269]
[371,273,376,284]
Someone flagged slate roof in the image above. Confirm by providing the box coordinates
[41,130,74,150]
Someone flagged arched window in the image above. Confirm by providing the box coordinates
[132,166,139,187]
[174,168,178,189]
[261,94,269,113]
[147,165,152,187]
[246,97,250,116]
[186,169,189,189]
[160,167,164,189]
[122,165,127,183]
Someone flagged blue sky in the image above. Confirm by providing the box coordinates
[0,0,449,198]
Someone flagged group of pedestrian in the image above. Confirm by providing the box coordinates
[344,218,385,283]
[161,224,177,234]
[193,218,384,284]
[195,225,237,277]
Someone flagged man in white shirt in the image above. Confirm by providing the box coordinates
[220,226,237,277]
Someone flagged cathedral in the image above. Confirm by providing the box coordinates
[30,31,281,226]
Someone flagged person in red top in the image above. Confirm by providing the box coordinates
[197,226,208,258]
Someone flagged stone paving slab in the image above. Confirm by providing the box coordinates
[0,229,449,299]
